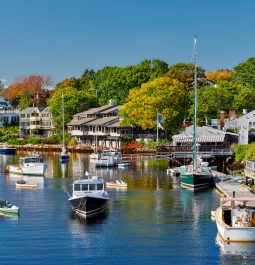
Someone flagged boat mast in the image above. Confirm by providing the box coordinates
[192,36,198,171]
[62,93,65,149]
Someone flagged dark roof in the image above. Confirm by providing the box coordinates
[67,118,96,126]
[86,117,119,126]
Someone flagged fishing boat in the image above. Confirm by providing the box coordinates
[0,200,19,215]
[106,179,127,188]
[60,93,70,163]
[0,142,16,155]
[180,36,213,190]
[15,179,38,189]
[66,171,109,218]
[6,152,47,176]
[215,197,255,242]
[94,149,122,167]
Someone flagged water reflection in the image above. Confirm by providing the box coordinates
[217,234,255,264]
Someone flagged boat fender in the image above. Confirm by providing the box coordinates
[5,165,10,171]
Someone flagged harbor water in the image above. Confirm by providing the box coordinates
[0,151,254,264]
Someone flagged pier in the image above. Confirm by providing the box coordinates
[213,171,255,199]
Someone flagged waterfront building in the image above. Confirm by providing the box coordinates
[19,107,53,137]
[68,100,133,149]
[158,126,238,156]
[224,109,255,144]
[0,97,19,127]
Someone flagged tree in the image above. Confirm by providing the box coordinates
[5,75,52,107]
[233,57,255,87]
[119,76,186,132]
[48,87,97,130]
[93,59,168,105]
[205,69,232,83]
[18,92,31,110]
[194,81,255,125]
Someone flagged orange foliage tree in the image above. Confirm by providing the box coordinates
[5,75,52,108]
[205,69,232,84]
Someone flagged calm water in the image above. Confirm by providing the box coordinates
[0,152,254,265]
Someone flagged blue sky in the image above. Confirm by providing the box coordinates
[1,0,255,86]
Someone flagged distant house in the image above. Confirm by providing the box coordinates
[19,107,53,137]
[224,110,255,144]
[68,100,133,149]
[0,97,19,127]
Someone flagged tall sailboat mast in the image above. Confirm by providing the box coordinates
[192,36,198,171]
[62,93,65,148]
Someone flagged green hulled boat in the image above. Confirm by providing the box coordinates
[180,36,213,190]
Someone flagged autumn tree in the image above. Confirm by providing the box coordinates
[205,69,232,83]
[119,76,186,132]
[5,75,52,108]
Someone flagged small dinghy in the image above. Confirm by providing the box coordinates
[16,179,38,189]
[106,179,127,188]
[0,201,19,215]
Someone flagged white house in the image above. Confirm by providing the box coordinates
[224,110,255,144]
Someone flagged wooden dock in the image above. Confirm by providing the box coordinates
[213,171,255,199]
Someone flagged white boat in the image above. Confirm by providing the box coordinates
[15,179,38,189]
[6,153,47,176]
[0,200,19,215]
[94,149,122,167]
[66,171,109,219]
[106,179,127,188]
[215,197,255,242]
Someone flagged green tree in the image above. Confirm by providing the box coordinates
[48,87,97,130]
[93,59,168,105]
[233,57,255,87]
[18,92,31,110]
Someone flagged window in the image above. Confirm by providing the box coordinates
[82,184,88,191]
[97,183,103,190]
[74,184,80,191]
[89,184,96,190]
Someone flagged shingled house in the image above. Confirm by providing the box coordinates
[67,101,133,149]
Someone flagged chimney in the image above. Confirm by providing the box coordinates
[243,109,248,115]
[220,111,225,129]
[229,108,236,120]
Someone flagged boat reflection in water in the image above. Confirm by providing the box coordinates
[216,233,255,259]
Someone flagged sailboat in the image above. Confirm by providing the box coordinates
[60,93,70,163]
[180,36,213,190]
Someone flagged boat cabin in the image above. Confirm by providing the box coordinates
[220,198,255,228]
[72,177,105,196]
[20,155,44,164]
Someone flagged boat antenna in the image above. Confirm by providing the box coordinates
[192,35,198,171]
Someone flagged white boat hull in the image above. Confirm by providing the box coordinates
[8,163,47,176]
[216,208,255,242]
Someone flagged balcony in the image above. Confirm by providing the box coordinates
[70,130,89,136]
